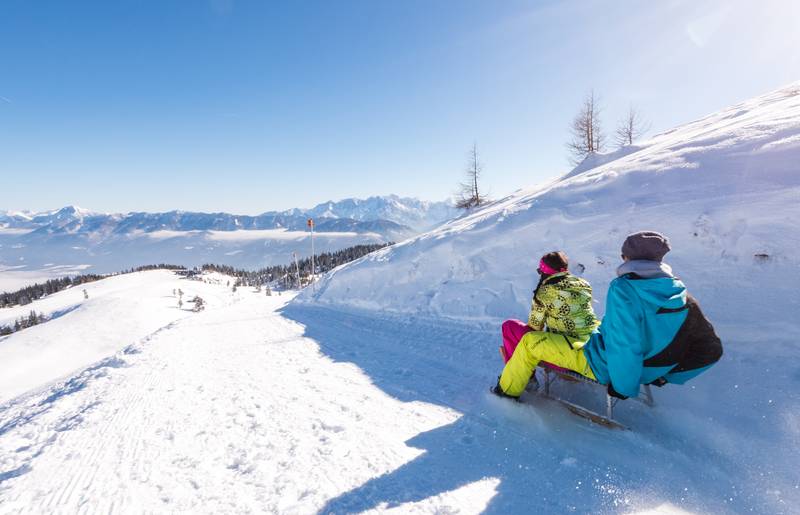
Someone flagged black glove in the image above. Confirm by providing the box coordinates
[649,376,668,388]
[607,383,628,400]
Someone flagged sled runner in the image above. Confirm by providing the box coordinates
[535,361,655,430]
[496,345,655,429]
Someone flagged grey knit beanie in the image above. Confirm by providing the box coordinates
[621,231,671,261]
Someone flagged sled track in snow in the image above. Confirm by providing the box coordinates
[0,295,461,513]
[0,321,183,508]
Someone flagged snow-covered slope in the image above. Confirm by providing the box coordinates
[0,276,467,513]
[280,82,800,513]
[0,212,34,230]
[0,270,231,404]
[1,268,795,512]
[299,82,800,326]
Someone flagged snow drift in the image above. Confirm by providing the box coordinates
[298,82,800,329]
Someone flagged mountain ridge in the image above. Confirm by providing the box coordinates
[1,196,456,236]
[0,196,458,274]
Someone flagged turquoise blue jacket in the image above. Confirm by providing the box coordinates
[583,273,689,398]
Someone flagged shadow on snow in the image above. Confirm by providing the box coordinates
[280,304,740,514]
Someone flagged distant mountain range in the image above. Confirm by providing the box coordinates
[0,196,457,236]
[0,196,459,275]
[280,196,458,232]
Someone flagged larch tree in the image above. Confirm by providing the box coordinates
[615,105,651,147]
[456,143,489,210]
[567,90,604,165]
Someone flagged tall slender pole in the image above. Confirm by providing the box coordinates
[293,251,301,289]
[308,218,316,294]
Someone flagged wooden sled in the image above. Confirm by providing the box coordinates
[538,362,654,430]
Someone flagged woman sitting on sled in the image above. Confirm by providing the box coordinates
[493,251,600,398]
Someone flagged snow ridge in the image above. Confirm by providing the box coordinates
[299,82,800,323]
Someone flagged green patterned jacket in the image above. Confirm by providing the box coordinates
[528,272,600,342]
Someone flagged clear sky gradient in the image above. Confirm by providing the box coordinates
[1,0,798,214]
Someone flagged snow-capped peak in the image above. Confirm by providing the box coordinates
[55,205,94,218]
[280,195,458,232]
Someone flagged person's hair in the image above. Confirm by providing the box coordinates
[540,251,569,273]
[533,251,569,299]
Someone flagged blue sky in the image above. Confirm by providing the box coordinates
[1,0,798,214]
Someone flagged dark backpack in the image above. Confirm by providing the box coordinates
[643,294,723,373]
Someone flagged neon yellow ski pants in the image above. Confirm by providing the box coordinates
[499,331,596,397]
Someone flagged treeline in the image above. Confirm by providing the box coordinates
[1,242,386,313]
[0,264,185,308]
[0,275,104,308]
[202,243,392,289]
[121,264,185,273]
[0,310,47,336]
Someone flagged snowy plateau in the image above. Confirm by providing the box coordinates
[1,83,799,514]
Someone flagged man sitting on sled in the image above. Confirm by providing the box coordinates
[492,231,723,401]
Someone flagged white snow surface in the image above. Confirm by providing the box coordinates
[1,269,794,513]
[0,274,475,513]
[0,271,228,404]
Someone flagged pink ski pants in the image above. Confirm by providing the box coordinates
[501,319,533,363]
